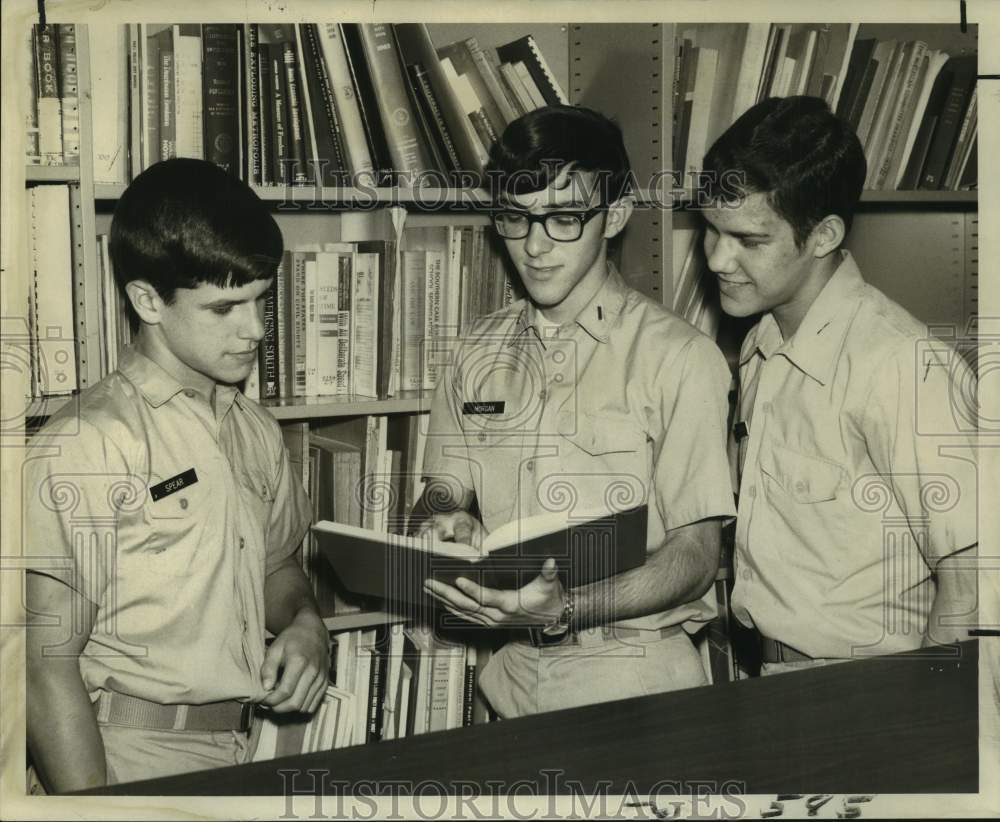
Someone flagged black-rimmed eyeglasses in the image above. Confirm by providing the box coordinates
[491,208,605,242]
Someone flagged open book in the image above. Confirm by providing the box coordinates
[312,505,648,604]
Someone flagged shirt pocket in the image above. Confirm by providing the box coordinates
[137,468,212,577]
[236,468,274,540]
[553,411,650,512]
[759,444,844,503]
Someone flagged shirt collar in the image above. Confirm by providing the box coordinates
[740,250,866,385]
[118,345,245,418]
[508,261,628,347]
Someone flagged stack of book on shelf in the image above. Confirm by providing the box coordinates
[253,622,491,758]
[281,412,429,617]
[241,215,516,404]
[79,22,567,187]
[24,185,78,400]
[836,39,977,191]
[672,23,857,194]
[26,24,80,167]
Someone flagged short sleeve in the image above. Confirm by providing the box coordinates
[264,420,312,574]
[420,348,476,504]
[652,334,737,531]
[22,416,139,606]
[862,341,978,567]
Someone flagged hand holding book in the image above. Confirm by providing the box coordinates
[423,556,565,629]
[312,505,647,604]
[414,510,488,553]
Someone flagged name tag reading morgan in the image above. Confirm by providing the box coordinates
[150,468,199,502]
[462,401,505,415]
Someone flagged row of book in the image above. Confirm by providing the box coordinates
[836,41,977,191]
[242,220,516,404]
[671,23,977,193]
[672,23,857,193]
[254,623,491,758]
[26,24,80,166]
[76,22,567,186]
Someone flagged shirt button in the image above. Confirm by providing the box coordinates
[239,537,245,550]
[184,389,196,398]
[762,402,772,413]
[742,569,752,580]
[179,498,189,510]
[552,350,566,364]
[539,390,547,401]
[748,486,757,498]
[526,461,534,472]
[477,433,486,443]
[795,480,807,493]
[243,619,248,633]
[553,373,564,383]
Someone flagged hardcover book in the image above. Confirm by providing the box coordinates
[313,505,649,604]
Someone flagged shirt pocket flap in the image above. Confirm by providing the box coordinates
[759,445,843,503]
[560,411,646,457]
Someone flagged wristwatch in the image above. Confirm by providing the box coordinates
[541,588,575,637]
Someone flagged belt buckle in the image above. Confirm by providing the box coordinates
[239,702,255,732]
[527,627,573,648]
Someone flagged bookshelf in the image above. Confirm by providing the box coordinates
[14,18,980,758]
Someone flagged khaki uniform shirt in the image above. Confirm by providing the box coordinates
[23,347,310,704]
[731,251,978,658]
[423,264,736,631]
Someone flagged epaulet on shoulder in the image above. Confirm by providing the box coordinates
[630,291,707,344]
[856,283,930,348]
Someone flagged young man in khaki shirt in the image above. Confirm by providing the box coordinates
[417,106,736,717]
[701,96,978,673]
[24,159,329,790]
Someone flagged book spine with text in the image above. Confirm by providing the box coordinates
[173,25,205,159]
[157,29,175,160]
[300,23,348,184]
[243,25,262,183]
[202,24,240,174]
[282,38,310,184]
[260,276,278,399]
[34,25,63,164]
[315,23,376,184]
[358,24,433,180]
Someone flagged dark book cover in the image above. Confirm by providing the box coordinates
[495,35,567,106]
[366,627,388,742]
[356,240,396,400]
[462,651,475,727]
[835,37,876,121]
[282,38,310,185]
[300,23,348,184]
[340,23,394,182]
[242,24,262,184]
[358,24,435,179]
[156,29,175,161]
[256,43,275,185]
[265,43,289,186]
[406,62,461,173]
[919,55,976,189]
[846,56,879,132]
[313,505,649,605]
[259,275,278,399]
[896,63,950,190]
[202,24,239,174]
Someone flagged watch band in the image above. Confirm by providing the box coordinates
[541,588,575,637]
